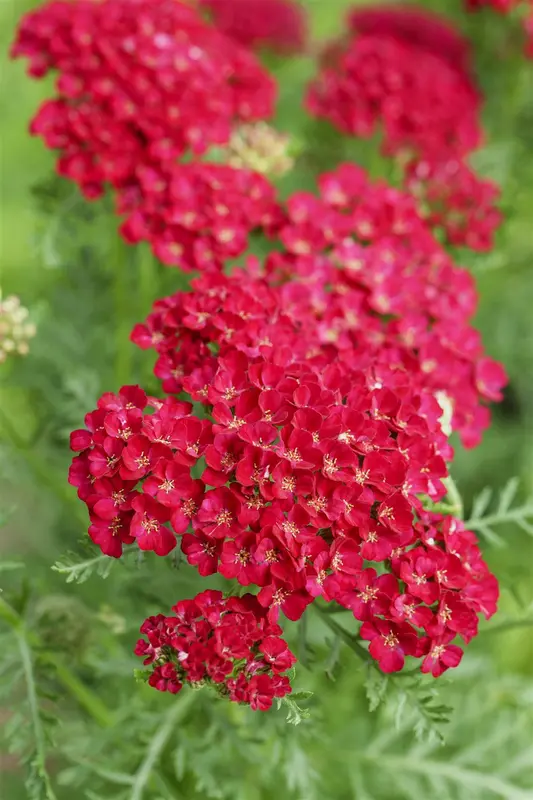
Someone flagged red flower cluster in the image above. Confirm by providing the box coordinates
[11,0,277,267]
[360,511,498,675]
[131,165,506,447]
[404,158,502,252]
[306,5,503,252]
[199,0,307,53]
[69,179,502,680]
[119,162,279,271]
[69,362,497,678]
[347,4,472,72]
[307,6,482,161]
[135,590,295,709]
[263,164,506,447]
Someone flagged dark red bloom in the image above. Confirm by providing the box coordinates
[200,0,307,53]
[135,590,294,710]
[130,495,176,556]
[360,618,419,673]
[71,200,501,679]
[349,5,472,73]
[405,158,502,252]
[421,631,463,677]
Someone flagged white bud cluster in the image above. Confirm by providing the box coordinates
[226,122,294,178]
[0,292,36,364]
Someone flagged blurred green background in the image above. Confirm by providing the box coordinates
[1,0,533,798]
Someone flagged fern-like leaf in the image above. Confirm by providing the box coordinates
[52,550,115,584]
[466,478,533,544]
[278,691,313,725]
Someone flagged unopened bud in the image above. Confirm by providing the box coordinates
[226,122,294,178]
[0,291,36,363]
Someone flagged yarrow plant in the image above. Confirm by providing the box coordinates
[10,0,511,729]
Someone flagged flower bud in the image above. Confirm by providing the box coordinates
[226,123,294,178]
[0,292,36,363]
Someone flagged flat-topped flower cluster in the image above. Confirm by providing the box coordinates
[70,238,499,698]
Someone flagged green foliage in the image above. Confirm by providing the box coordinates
[278,690,314,725]
[52,550,117,585]
[0,599,59,800]
[466,478,533,544]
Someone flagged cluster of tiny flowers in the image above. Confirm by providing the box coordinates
[70,270,498,679]
[119,162,279,270]
[306,5,502,252]
[199,0,307,53]
[52,0,506,697]
[11,0,277,268]
[404,158,502,252]
[307,5,482,161]
[135,590,295,709]
[224,123,294,178]
[0,293,36,364]
[262,163,506,447]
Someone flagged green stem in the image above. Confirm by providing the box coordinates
[47,655,114,728]
[298,612,310,669]
[17,629,58,800]
[113,236,134,386]
[314,603,373,667]
[314,604,418,678]
[0,596,114,728]
[138,245,157,319]
[138,246,158,383]
[443,475,464,520]
[130,692,197,800]
[480,618,533,637]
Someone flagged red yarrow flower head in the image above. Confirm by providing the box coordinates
[266,163,507,447]
[135,590,295,710]
[307,5,482,161]
[405,157,502,252]
[348,4,472,74]
[12,0,277,265]
[119,162,280,271]
[199,0,308,54]
[73,251,499,676]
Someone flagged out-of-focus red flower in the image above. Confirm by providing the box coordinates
[348,4,472,74]
[199,0,307,53]
[405,157,502,252]
[11,0,278,268]
[307,5,482,161]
